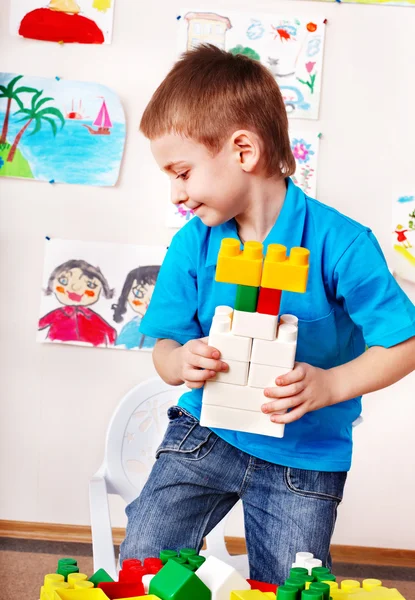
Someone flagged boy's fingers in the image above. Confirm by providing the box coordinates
[264,381,305,400]
[184,366,219,382]
[192,355,227,372]
[192,338,221,360]
[275,363,305,386]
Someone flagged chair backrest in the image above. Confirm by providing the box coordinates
[102,377,186,504]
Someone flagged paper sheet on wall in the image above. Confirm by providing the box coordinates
[37,239,167,351]
[0,73,125,186]
[166,130,321,228]
[9,0,115,44]
[178,9,326,120]
[291,0,415,5]
[392,195,415,283]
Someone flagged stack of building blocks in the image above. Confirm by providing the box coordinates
[38,550,407,600]
[201,238,309,438]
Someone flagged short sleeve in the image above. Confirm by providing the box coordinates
[139,233,203,345]
[334,231,415,348]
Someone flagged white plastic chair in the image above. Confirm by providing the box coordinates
[89,376,249,580]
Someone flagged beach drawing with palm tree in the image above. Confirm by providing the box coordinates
[0,72,125,185]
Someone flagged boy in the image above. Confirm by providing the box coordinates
[120,45,415,584]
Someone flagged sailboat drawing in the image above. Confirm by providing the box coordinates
[83,98,112,135]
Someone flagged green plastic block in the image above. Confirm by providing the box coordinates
[309,582,331,600]
[311,567,330,579]
[316,573,336,582]
[285,578,305,591]
[276,585,299,600]
[169,556,187,565]
[290,567,309,579]
[58,558,78,568]
[57,565,79,580]
[187,555,206,569]
[301,590,323,599]
[160,549,178,564]
[179,548,197,560]
[88,568,114,587]
[150,558,211,600]
[235,284,259,312]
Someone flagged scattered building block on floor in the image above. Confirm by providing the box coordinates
[251,324,297,369]
[200,403,284,438]
[248,363,291,389]
[54,589,109,599]
[247,579,277,593]
[88,568,114,586]
[97,580,145,598]
[211,357,249,385]
[256,287,281,316]
[261,244,310,293]
[235,284,259,312]
[216,239,263,286]
[149,558,211,600]
[196,555,250,600]
[232,310,278,341]
[230,591,275,599]
[208,315,252,362]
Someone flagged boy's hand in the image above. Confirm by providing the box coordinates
[261,362,336,424]
[177,337,228,389]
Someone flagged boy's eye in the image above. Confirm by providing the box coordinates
[87,281,98,289]
[176,171,189,180]
[58,276,68,286]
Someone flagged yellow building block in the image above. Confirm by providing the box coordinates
[362,579,383,591]
[54,588,110,599]
[74,581,95,590]
[115,596,161,599]
[230,591,275,599]
[41,577,70,600]
[341,580,361,593]
[261,244,310,293]
[67,573,88,588]
[215,238,263,286]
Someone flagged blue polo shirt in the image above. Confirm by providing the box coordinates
[140,178,415,471]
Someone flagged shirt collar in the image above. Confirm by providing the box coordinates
[206,178,307,267]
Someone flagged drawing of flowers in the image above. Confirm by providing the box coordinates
[297,62,317,94]
[291,138,314,164]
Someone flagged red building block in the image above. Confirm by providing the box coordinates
[118,565,147,583]
[257,287,282,316]
[97,581,144,598]
[247,578,278,593]
[144,557,163,574]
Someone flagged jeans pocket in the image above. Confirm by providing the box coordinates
[284,467,347,503]
[155,406,218,461]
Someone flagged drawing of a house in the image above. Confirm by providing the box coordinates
[184,12,232,51]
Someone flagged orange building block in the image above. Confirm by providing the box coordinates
[215,239,263,287]
[261,244,310,293]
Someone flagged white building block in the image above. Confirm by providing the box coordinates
[232,310,278,341]
[142,574,155,593]
[208,315,252,362]
[248,363,291,388]
[196,555,250,600]
[200,402,285,438]
[211,357,249,386]
[304,557,323,575]
[214,305,234,320]
[203,380,263,411]
[251,323,297,368]
[293,552,314,568]
[280,313,299,328]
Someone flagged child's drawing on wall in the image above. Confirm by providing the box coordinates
[38,259,117,346]
[392,195,415,284]
[112,266,160,350]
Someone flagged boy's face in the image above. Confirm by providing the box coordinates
[151,133,250,227]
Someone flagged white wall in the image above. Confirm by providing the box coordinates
[0,0,414,549]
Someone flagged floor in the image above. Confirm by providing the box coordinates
[1,538,414,599]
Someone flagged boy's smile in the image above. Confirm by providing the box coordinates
[151,133,251,228]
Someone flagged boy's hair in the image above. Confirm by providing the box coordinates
[140,44,295,178]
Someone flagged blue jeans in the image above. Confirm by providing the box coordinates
[120,406,347,585]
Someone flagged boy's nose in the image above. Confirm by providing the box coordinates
[171,181,188,205]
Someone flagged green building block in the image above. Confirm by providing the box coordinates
[179,548,197,560]
[160,549,178,564]
[57,565,79,580]
[309,582,331,600]
[235,284,259,312]
[88,568,114,587]
[187,555,206,569]
[149,558,211,600]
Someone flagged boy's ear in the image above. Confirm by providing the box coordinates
[231,130,261,173]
